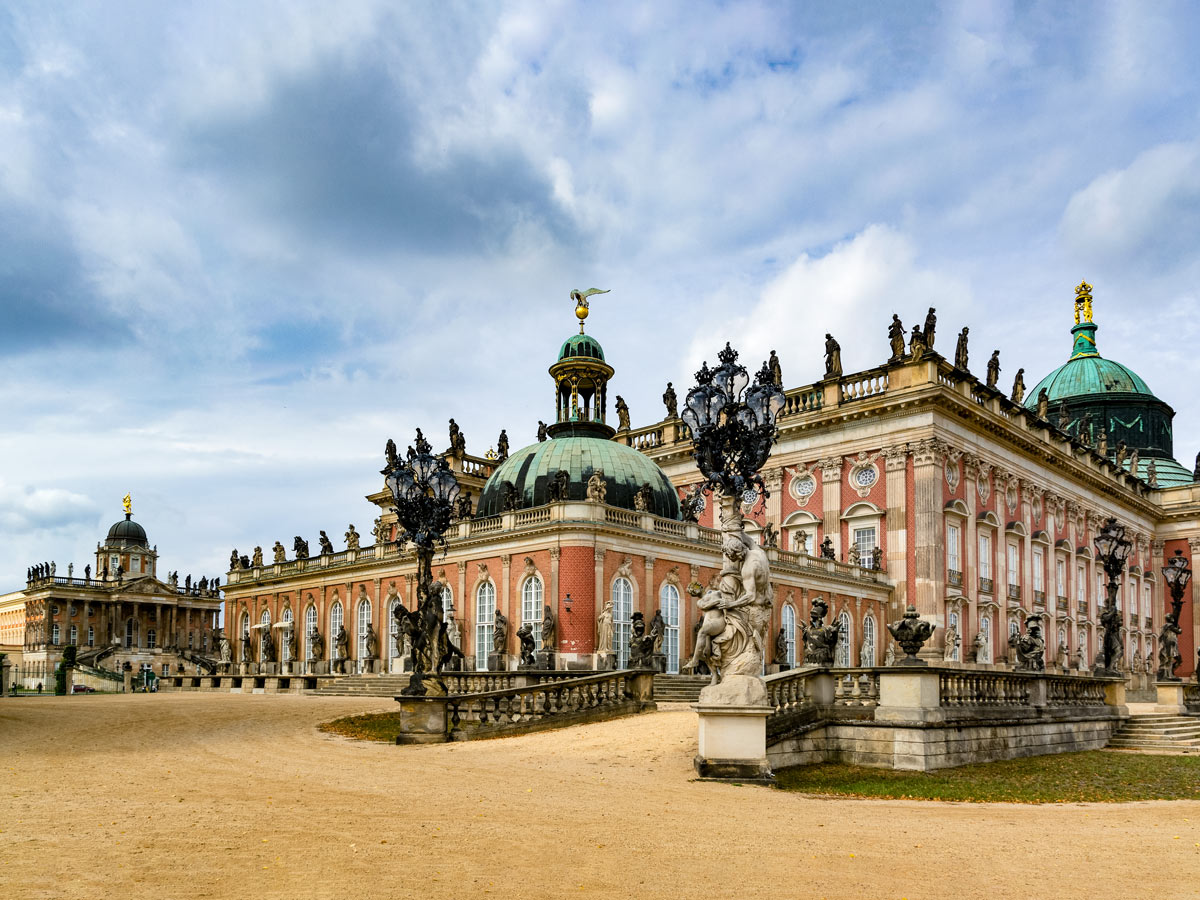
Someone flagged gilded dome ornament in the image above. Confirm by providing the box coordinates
[1074,280,1093,325]
[570,287,610,333]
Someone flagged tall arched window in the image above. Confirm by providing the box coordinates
[69,624,78,645]
[305,605,317,660]
[388,598,403,662]
[281,607,293,662]
[259,610,271,660]
[660,583,680,674]
[329,602,343,660]
[357,597,372,661]
[979,616,992,663]
[125,618,136,648]
[53,623,61,646]
[146,628,156,649]
[781,604,797,667]
[521,576,544,652]
[861,615,877,666]
[439,584,454,621]
[612,578,633,667]
[475,582,496,671]
[87,626,94,648]
[835,611,851,667]
[948,611,960,662]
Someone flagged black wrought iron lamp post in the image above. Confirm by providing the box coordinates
[382,429,462,695]
[1093,517,1132,675]
[680,343,787,507]
[1158,549,1192,681]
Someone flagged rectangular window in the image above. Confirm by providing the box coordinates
[1007,543,1019,587]
[1056,559,1066,597]
[1144,583,1152,623]
[978,534,992,580]
[853,527,876,568]
[947,524,961,571]
[1032,547,1044,592]
[1097,574,1105,608]
[1077,565,1086,602]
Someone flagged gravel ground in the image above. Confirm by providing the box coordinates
[1,693,1198,900]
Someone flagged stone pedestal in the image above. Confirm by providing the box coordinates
[693,704,773,782]
[597,652,617,671]
[63,667,74,696]
[0,656,9,696]
[650,653,667,674]
[393,696,449,745]
[875,669,944,724]
[487,652,508,672]
[1103,678,1127,714]
[360,659,378,675]
[1155,681,1187,714]
[122,669,133,693]
[536,650,557,671]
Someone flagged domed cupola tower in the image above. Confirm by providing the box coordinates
[477,294,682,518]
[1024,282,1193,485]
[95,494,158,579]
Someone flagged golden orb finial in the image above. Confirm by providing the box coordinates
[122,493,132,516]
[570,288,610,333]
[1074,280,1093,325]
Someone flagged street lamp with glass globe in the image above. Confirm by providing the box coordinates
[1093,517,1132,675]
[1158,549,1192,681]
[381,429,463,695]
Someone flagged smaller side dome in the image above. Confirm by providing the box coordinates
[559,334,605,362]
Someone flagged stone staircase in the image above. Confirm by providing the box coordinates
[1107,714,1200,752]
[653,674,709,703]
[313,675,410,698]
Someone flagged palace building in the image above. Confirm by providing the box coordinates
[219,284,1200,691]
[2,500,223,687]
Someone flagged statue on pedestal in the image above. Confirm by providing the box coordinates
[923,307,937,349]
[649,609,665,655]
[586,470,607,503]
[273,541,286,563]
[954,327,969,371]
[663,382,678,418]
[801,598,840,666]
[615,397,631,431]
[985,350,1001,389]
[364,624,379,662]
[888,314,906,363]
[823,334,842,379]
[493,610,508,655]
[1010,368,1025,404]
[774,627,789,667]
[537,421,548,442]
[1036,388,1049,420]
[909,325,926,362]
[516,624,536,667]
[293,537,309,560]
[768,350,782,387]
[1009,615,1046,672]
[596,600,614,655]
[943,622,959,661]
[345,525,360,551]
[541,604,556,650]
[1158,621,1183,680]
[547,469,570,502]
[251,546,263,567]
[318,531,334,555]
[334,626,350,674]
[497,429,509,461]
[1055,641,1069,670]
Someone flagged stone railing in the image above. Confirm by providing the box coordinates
[394,670,655,743]
[1044,675,1108,708]
[839,368,888,403]
[765,666,823,738]
[781,386,823,417]
[457,455,494,478]
[628,428,664,451]
[653,518,687,537]
[940,670,1031,708]
[832,668,881,708]
[471,515,503,535]
[513,507,551,527]
[604,507,643,529]
[441,671,590,694]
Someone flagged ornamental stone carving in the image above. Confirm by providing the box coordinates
[910,438,950,467]
[882,444,909,472]
[817,456,843,482]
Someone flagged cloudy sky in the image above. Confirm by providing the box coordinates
[3,1,1199,589]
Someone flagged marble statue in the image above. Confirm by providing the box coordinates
[497,429,509,461]
[858,638,872,667]
[1097,428,1108,456]
[923,307,937,349]
[686,506,773,695]
[985,350,1000,389]
[942,622,959,661]
[633,482,652,512]
[968,631,986,663]
[318,531,334,555]
[364,624,379,661]
[954,327,969,370]
[888,314,906,362]
[273,541,286,563]
[345,525,360,551]
[886,606,935,663]
[1147,459,1158,487]
[908,325,926,362]
[1114,441,1127,470]
[823,334,842,378]
[445,603,462,651]
[1056,641,1069,670]
[1009,614,1046,672]
[516,623,536,667]
[762,521,779,549]
[218,632,232,664]
[586,470,607,503]
[801,599,840,666]
[663,382,678,418]
[537,420,548,442]
[774,627,789,667]
[615,396,631,431]
[67,563,73,579]
[1158,621,1182,680]
[883,643,896,666]
[768,349,782,387]
[493,610,508,654]
[1010,368,1025,404]
[649,609,665,655]
[334,626,350,673]
[293,537,309,560]
[1036,388,1049,420]
[1073,646,1085,671]
[796,532,811,556]
[541,604,556,650]
[848,544,860,566]
[596,600,614,655]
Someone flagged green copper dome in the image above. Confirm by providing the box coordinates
[558,333,605,362]
[478,429,681,518]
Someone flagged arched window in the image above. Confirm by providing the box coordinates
[357,597,372,661]
[979,616,992,664]
[660,583,680,674]
[521,576,544,652]
[835,611,851,667]
[259,610,271,660]
[948,611,960,662]
[146,628,156,649]
[781,605,797,667]
[305,605,317,661]
[612,578,633,668]
[329,601,343,660]
[388,597,403,662]
[69,624,78,645]
[475,582,496,671]
[861,615,876,666]
[281,607,294,662]
[439,584,454,621]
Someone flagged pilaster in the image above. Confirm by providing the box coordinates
[883,444,908,614]
[818,456,843,557]
[910,439,948,620]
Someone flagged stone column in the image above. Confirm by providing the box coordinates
[643,556,656,617]
[818,456,843,557]
[500,555,512,659]
[910,439,947,623]
[548,548,561,628]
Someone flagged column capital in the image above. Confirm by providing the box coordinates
[910,438,950,466]
[882,443,909,472]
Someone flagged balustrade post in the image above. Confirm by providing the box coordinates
[875,666,944,724]
[1027,676,1047,709]
[1154,680,1187,714]
[393,695,449,744]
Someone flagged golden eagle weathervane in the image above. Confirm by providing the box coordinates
[571,288,610,333]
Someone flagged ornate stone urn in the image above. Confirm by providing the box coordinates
[886,605,935,666]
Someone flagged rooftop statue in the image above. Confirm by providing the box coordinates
[318,531,334,555]
[986,350,1001,389]
[496,429,509,461]
[1036,388,1049,420]
[251,546,263,567]
[888,314,906,363]
[954,327,969,371]
[448,418,460,454]
[537,420,548,442]
[293,536,309,560]
[1097,428,1108,456]
[586,470,607,503]
[1074,279,1094,324]
[663,382,678,418]
[909,325,926,362]
[570,288,610,332]
[345,525,360,551]
[923,307,937,349]
[547,469,570,502]
[273,541,286,563]
[615,396,631,431]
[1010,368,1025,404]
[824,334,842,379]
[768,349,782,387]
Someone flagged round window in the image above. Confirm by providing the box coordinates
[853,467,877,488]
[793,476,816,498]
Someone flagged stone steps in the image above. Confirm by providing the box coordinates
[653,675,709,703]
[1107,714,1200,751]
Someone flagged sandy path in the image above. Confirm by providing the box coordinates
[1,694,1198,900]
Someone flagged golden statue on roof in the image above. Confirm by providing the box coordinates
[1074,280,1093,325]
[571,288,610,333]
[122,493,132,516]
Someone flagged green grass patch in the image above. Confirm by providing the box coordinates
[776,751,1200,803]
[320,712,405,743]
